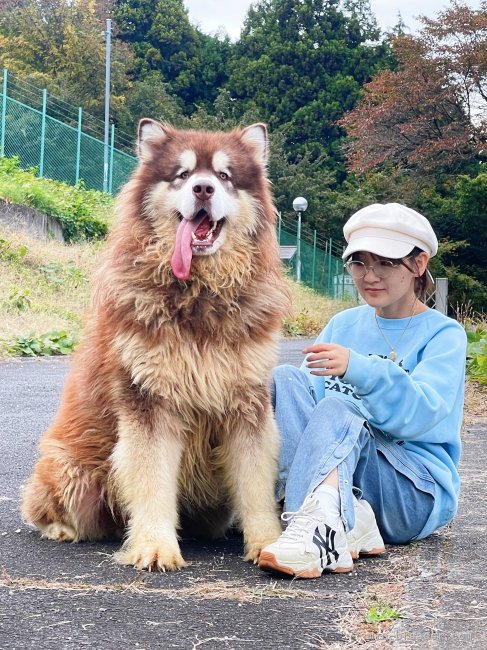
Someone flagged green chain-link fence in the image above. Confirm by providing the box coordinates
[278,212,358,300]
[0,69,356,300]
[0,70,137,194]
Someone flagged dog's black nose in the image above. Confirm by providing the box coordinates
[193,183,215,200]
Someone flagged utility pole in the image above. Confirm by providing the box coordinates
[103,18,112,193]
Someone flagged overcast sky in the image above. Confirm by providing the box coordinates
[184,1,483,39]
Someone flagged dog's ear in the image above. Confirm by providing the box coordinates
[241,123,268,164]
[137,119,169,161]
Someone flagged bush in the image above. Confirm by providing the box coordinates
[0,157,111,242]
[466,328,487,385]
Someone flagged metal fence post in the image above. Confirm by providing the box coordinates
[1,69,7,157]
[39,88,47,177]
[109,123,115,194]
[312,229,316,288]
[75,107,82,184]
[277,211,281,245]
[327,237,333,296]
[103,18,112,192]
[435,278,449,314]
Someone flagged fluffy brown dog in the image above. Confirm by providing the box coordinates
[21,120,290,571]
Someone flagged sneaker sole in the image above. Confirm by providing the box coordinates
[350,546,386,560]
[258,551,353,578]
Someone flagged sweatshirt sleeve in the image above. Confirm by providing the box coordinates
[299,320,334,402]
[341,322,467,443]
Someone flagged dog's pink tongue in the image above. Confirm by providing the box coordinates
[171,213,207,280]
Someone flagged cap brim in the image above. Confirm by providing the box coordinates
[342,237,415,260]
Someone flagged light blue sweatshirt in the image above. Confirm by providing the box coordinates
[300,305,467,538]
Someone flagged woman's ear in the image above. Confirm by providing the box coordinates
[414,252,430,277]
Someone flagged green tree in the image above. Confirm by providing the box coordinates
[114,0,231,109]
[227,0,388,178]
[118,72,183,134]
[0,0,132,122]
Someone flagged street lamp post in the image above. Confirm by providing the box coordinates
[292,196,308,282]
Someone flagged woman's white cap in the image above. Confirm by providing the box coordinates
[342,203,438,260]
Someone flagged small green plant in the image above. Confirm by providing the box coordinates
[6,330,76,356]
[5,287,31,311]
[466,328,487,385]
[39,261,88,287]
[0,238,28,261]
[365,606,403,624]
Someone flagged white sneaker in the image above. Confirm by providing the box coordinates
[258,494,353,578]
[347,498,386,560]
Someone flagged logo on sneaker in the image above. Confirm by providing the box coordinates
[313,525,339,569]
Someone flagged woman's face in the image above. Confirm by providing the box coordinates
[351,251,429,317]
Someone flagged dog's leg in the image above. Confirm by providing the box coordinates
[111,406,186,571]
[223,406,282,563]
[21,448,116,543]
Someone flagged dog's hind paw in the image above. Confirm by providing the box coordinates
[40,521,79,542]
[113,540,187,572]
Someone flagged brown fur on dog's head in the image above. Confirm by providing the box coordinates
[93,122,290,343]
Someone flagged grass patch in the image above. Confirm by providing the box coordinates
[0,223,354,359]
[0,224,100,358]
[283,278,356,337]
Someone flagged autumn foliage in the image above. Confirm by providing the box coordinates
[341,1,487,175]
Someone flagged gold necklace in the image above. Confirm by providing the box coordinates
[375,297,418,362]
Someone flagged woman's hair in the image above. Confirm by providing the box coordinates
[349,247,433,299]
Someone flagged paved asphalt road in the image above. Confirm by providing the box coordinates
[1,341,485,649]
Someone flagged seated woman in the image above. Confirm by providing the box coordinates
[259,203,467,578]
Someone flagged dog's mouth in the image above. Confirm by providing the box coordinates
[191,210,225,248]
[171,210,226,280]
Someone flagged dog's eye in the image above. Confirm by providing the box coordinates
[219,172,229,181]
[179,171,189,179]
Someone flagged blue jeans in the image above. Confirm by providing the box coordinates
[273,365,435,544]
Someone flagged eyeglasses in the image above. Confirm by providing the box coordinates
[344,259,401,279]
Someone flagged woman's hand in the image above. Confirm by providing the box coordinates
[303,343,350,377]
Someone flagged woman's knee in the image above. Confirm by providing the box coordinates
[272,364,311,398]
[272,364,306,385]
[314,395,354,418]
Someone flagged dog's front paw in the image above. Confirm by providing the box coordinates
[113,538,186,572]
[244,519,282,564]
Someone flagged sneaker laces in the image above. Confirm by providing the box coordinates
[279,496,323,543]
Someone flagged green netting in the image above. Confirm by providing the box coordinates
[111,149,138,193]
[44,112,78,185]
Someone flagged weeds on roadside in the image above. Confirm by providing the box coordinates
[0,156,111,241]
[5,330,76,356]
[365,605,403,624]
